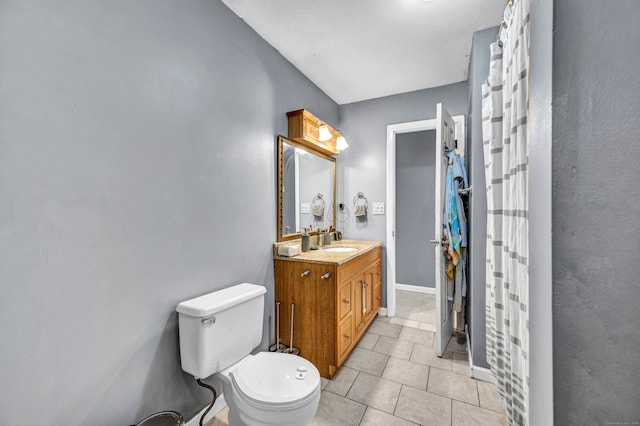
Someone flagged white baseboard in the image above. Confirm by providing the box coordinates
[470,365,495,383]
[186,394,226,426]
[395,283,437,295]
[464,326,495,383]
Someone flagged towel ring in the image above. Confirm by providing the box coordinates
[353,192,368,208]
[312,193,326,211]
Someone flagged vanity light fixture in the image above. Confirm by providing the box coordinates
[336,135,349,151]
[318,123,332,141]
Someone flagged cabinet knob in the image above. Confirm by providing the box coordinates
[321,272,332,280]
[300,269,311,277]
[363,282,369,288]
[343,298,350,304]
[344,335,350,339]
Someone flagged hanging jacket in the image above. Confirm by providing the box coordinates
[443,151,468,278]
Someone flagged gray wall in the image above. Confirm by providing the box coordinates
[395,130,436,288]
[466,26,499,369]
[552,1,640,424]
[0,1,338,424]
[338,82,468,307]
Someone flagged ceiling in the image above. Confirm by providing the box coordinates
[221,0,504,105]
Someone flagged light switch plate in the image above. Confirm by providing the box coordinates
[300,203,310,214]
[372,202,385,215]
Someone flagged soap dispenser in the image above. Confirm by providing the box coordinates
[301,228,310,252]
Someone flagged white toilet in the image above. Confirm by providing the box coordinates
[176,283,321,426]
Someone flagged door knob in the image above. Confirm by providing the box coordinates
[429,239,440,246]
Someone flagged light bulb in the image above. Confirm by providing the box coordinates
[336,135,349,151]
[318,124,332,141]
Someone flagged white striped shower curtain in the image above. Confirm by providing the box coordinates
[482,0,530,425]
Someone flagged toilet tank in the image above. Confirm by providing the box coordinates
[176,283,267,379]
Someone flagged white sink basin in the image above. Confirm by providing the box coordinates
[324,247,358,253]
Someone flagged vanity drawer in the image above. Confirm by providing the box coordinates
[337,247,382,283]
[338,316,352,358]
[338,281,352,320]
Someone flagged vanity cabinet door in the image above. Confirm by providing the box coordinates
[354,269,377,334]
[373,261,382,314]
[363,266,375,323]
[353,274,364,335]
[274,260,336,376]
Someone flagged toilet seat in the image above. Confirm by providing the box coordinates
[229,352,320,410]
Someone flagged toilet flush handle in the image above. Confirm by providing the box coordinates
[201,316,216,325]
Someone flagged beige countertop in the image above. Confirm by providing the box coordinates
[273,239,382,265]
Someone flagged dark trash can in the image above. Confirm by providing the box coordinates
[133,411,185,426]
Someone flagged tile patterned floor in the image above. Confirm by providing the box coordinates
[207,290,507,426]
[392,290,437,332]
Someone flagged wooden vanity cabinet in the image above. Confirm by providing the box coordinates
[274,261,335,376]
[274,247,382,378]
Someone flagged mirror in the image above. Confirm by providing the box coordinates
[278,135,336,241]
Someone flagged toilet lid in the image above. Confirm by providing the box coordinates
[230,352,320,406]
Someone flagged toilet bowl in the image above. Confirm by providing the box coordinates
[176,283,321,426]
[217,352,321,426]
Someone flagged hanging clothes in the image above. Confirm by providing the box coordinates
[443,150,468,313]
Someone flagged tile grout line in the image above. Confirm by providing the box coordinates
[356,402,366,426]
[374,357,431,391]
[425,365,431,392]
[426,386,482,408]
[391,383,403,418]
[408,341,416,363]
[345,370,360,399]
[389,384,421,426]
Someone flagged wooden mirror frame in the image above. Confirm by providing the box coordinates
[277,135,336,242]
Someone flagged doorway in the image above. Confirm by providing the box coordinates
[394,130,438,330]
[386,112,465,356]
